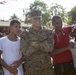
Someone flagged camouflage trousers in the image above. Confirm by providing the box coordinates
[24,67,54,75]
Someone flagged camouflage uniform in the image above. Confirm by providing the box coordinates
[20,26,54,75]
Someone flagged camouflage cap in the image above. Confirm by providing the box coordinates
[30,10,42,18]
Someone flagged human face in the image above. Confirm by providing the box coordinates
[10,23,21,36]
[31,17,42,28]
[52,18,62,31]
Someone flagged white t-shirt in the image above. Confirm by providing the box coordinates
[0,36,23,75]
[70,41,76,69]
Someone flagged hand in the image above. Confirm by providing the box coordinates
[30,42,38,47]
[40,39,47,43]
[11,61,20,68]
[43,39,47,43]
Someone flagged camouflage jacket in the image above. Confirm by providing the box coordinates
[20,26,54,70]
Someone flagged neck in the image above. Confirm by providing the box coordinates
[7,33,18,41]
[32,25,41,31]
[55,29,62,35]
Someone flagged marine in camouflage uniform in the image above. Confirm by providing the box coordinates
[20,10,54,75]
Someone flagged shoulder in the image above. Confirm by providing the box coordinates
[42,26,52,32]
[20,28,31,38]
[63,26,73,32]
[0,36,7,45]
[42,26,50,30]
[63,26,73,30]
[41,27,53,38]
[0,36,7,41]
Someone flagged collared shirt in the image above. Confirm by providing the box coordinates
[52,26,73,64]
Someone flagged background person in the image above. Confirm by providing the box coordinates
[70,26,76,71]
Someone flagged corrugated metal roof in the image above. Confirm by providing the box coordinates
[0,21,31,27]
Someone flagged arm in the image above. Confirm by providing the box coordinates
[20,31,39,57]
[51,42,74,56]
[11,53,23,69]
[29,29,54,53]
[39,29,54,52]
[0,50,18,75]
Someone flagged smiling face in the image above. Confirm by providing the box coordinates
[53,18,62,30]
[10,20,21,36]
[31,17,42,29]
[52,16,63,31]
[30,10,42,30]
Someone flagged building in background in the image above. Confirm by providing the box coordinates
[0,21,31,35]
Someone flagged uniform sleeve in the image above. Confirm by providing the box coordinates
[39,29,54,52]
[20,31,39,57]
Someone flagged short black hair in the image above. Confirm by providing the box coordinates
[52,16,61,23]
[10,20,21,26]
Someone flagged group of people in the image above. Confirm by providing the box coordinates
[0,10,76,75]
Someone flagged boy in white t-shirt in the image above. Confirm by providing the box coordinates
[70,26,76,70]
[70,41,76,70]
[0,20,23,75]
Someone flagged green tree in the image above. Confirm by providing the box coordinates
[67,6,76,24]
[9,14,19,20]
[23,0,51,27]
[29,0,47,11]
[23,9,31,24]
[23,1,67,27]
[50,3,67,24]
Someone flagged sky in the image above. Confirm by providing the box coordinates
[0,0,76,20]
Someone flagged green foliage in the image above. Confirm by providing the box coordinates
[29,0,47,11]
[9,14,19,20]
[42,11,51,26]
[50,3,67,23]
[23,0,51,26]
[67,6,76,24]
[67,16,72,25]
[23,0,67,27]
